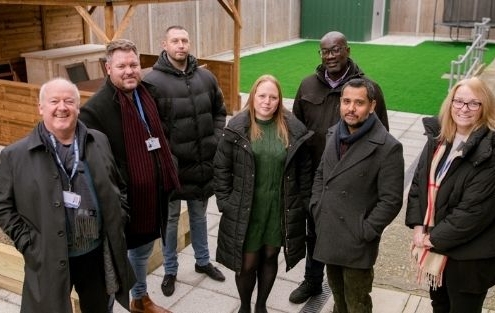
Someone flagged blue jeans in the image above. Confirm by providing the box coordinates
[163,199,210,274]
[128,240,155,299]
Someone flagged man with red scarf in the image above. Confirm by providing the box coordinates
[79,39,179,313]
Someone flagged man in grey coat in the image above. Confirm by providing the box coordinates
[311,78,404,313]
[0,78,135,313]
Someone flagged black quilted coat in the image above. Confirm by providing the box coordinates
[214,110,313,273]
[143,52,226,200]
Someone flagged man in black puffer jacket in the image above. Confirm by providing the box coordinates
[143,25,227,297]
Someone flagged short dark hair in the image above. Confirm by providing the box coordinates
[106,39,139,62]
[165,25,186,34]
[342,78,376,102]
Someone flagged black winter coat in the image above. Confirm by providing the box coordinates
[311,117,404,269]
[0,122,135,312]
[406,117,495,260]
[143,52,226,200]
[292,59,389,172]
[213,111,313,273]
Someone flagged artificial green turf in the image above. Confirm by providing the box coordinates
[240,40,495,115]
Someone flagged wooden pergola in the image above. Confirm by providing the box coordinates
[0,0,242,110]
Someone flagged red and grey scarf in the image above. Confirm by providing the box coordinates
[118,84,180,234]
[412,139,463,289]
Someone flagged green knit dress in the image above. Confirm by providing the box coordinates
[244,118,287,252]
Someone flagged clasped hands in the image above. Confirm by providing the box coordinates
[412,225,434,248]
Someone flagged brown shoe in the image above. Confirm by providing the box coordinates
[130,293,172,313]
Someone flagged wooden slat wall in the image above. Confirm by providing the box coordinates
[42,6,84,49]
[0,5,43,60]
[89,0,301,57]
[0,5,85,82]
[388,0,495,39]
[0,5,43,82]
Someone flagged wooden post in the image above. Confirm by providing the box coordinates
[104,2,114,40]
[233,0,241,113]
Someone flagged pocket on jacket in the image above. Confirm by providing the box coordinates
[301,94,325,105]
[23,230,41,271]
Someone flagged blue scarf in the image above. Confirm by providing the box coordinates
[335,113,377,159]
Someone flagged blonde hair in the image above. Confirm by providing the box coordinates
[438,77,495,142]
[243,74,290,147]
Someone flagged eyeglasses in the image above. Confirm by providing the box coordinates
[318,46,346,57]
[451,98,482,111]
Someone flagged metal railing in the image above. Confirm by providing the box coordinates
[449,17,491,90]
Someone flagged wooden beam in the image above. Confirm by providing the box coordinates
[217,0,242,27]
[112,5,137,40]
[74,5,110,43]
[104,2,115,40]
[232,0,241,112]
[88,5,97,15]
[216,0,241,112]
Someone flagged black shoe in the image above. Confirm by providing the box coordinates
[195,263,226,281]
[289,280,323,304]
[161,274,176,297]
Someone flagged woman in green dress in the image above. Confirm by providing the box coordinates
[214,75,313,313]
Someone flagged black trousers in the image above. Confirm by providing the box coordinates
[69,245,110,313]
[304,213,325,284]
[430,257,495,313]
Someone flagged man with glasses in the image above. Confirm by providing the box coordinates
[290,31,390,304]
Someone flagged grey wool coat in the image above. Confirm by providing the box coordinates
[214,110,313,273]
[0,122,135,313]
[311,117,404,269]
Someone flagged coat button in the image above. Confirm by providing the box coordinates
[54,201,61,207]
[57,231,64,237]
[59,260,67,267]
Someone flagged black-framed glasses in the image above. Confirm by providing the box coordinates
[318,46,346,57]
[451,98,482,111]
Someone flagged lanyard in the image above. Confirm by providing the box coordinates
[133,89,152,137]
[49,133,79,192]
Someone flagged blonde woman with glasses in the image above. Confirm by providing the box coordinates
[407,77,495,313]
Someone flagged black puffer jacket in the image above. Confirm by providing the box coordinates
[143,52,226,200]
[214,110,313,273]
[292,58,389,172]
[406,117,495,260]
